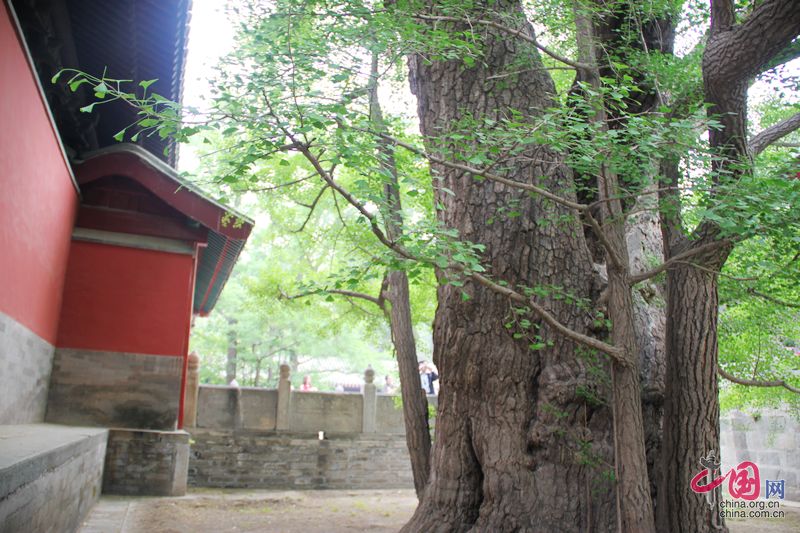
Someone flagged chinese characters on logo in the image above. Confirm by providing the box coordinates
[690,451,785,505]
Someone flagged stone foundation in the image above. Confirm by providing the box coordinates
[46,348,183,430]
[188,429,413,490]
[102,428,190,496]
[0,312,54,424]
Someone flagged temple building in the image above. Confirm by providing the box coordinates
[0,1,252,529]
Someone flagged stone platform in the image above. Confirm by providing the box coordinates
[0,424,107,533]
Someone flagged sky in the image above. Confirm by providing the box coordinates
[178,1,799,173]
[179,0,234,173]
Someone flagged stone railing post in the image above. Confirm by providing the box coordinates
[276,364,291,431]
[362,366,376,433]
[183,351,200,428]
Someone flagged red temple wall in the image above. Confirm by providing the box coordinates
[56,240,195,356]
[0,3,78,343]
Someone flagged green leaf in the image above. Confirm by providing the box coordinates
[113,129,126,142]
[69,79,90,92]
[139,79,158,90]
[93,82,108,97]
[51,71,62,84]
[79,103,96,113]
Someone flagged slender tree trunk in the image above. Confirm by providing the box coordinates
[607,252,655,533]
[573,6,657,529]
[385,270,432,497]
[226,317,238,384]
[254,357,262,387]
[369,52,432,496]
[403,2,616,529]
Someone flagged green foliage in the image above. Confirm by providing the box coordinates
[719,235,800,414]
[53,0,800,409]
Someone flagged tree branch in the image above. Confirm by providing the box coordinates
[705,0,800,85]
[263,99,625,364]
[760,37,800,73]
[745,287,800,309]
[718,366,800,394]
[378,131,588,211]
[630,240,731,285]
[412,14,592,71]
[374,131,628,268]
[748,112,800,156]
[710,0,736,33]
[279,287,385,309]
[292,184,330,232]
[467,271,628,364]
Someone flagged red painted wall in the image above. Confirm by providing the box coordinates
[57,241,195,356]
[0,4,78,343]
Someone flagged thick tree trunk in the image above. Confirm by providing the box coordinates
[656,259,728,533]
[403,2,616,530]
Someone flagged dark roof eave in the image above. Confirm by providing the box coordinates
[73,144,254,240]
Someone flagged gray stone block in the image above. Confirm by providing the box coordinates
[102,428,190,496]
[0,312,55,424]
[290,392,363,434]
[46,348,182,430]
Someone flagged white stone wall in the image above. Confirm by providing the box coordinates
[720,410,800,501]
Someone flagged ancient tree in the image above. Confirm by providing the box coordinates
[57,0,800,530]
[657,1,800,531]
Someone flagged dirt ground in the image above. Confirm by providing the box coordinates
[84,489,418,533]
[82,488,800,532]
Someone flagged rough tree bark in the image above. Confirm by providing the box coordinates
[402,2,617,530]
[657,1,800,531]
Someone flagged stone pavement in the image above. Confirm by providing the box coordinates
[79,497,135,533]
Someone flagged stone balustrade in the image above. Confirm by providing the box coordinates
[185,365,432,490]
[188,365,433,436]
